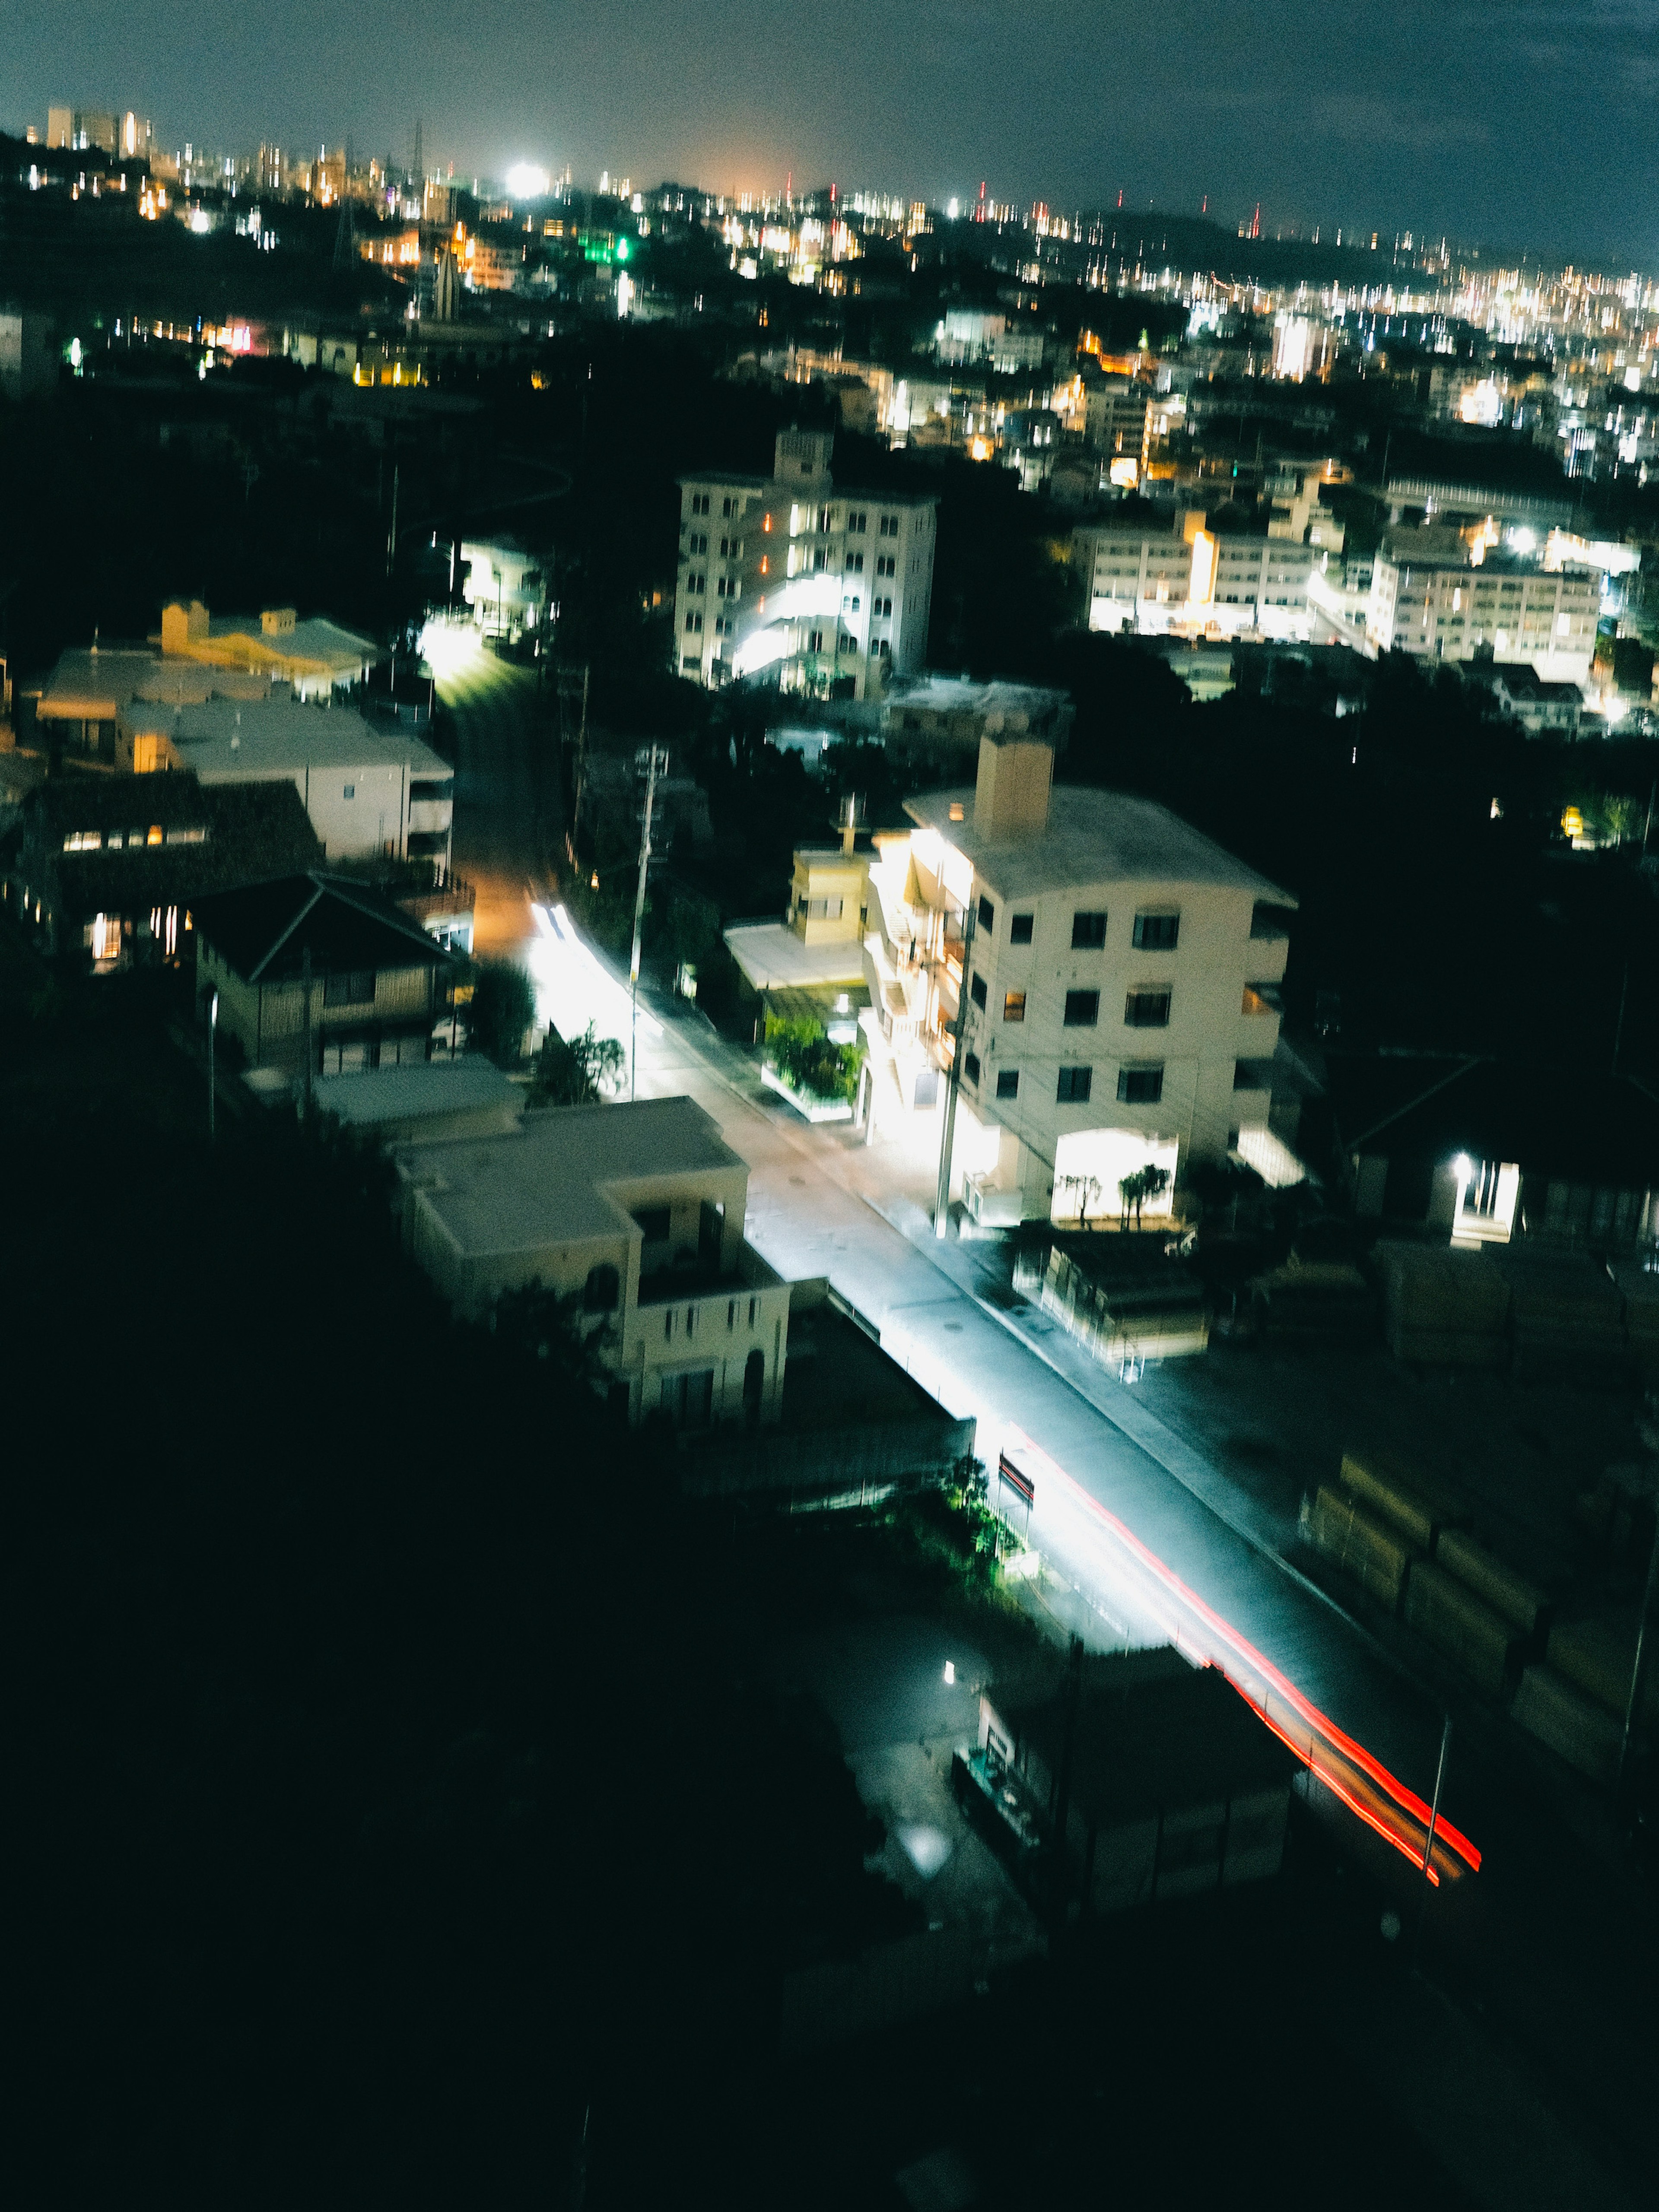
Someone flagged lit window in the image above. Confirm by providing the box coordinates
[1003,990,1026,1022]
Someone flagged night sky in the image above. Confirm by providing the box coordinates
[11,0,1659,268]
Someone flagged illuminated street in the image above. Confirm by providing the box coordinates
[421,619,556,958]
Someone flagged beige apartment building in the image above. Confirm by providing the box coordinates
[855,731,1297,1222]
[1367,539,1597,684]
[1072,515,1325,642]
[394,1097,792,1427]
[673,429,936,699]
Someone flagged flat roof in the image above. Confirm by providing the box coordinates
[883,674,1072,718]
[675,469,937,507]
[121,694,451,778]
[724,921,868,990]
[903,784,1297,905]
[397,1096,747,1258]
[37,650,211,720]
[209,614,378,668]
[315,1061,521,1128]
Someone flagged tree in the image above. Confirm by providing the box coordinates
[467,961,538,1066]
[531,1020,625,1107]
[1058,1171,1104,1229]
[1118,1164,1171,1229]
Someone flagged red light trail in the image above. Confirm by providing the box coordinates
[1001,1426,1481,1882]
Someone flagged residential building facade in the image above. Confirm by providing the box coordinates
[673,430,937,699]
[1073,515,1323,642]
[1367,542,1597,683]
[857,732,1297,1224]
[192,872,454,1076]
[394,1096,792,1427]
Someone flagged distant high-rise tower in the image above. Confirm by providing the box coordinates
[1250,202,1261,239]
[412,116,423,186]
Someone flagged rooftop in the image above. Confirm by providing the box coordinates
[312,1061,521,1132]
[395,1097,748,1258]
[121,693,451,779]
[988,1647,1296,1826]
[36,649,232,721]
[205,613,378,673]
[725,921,868,991]
[28,774,324,903]
[191,871,452,982]
[883,673,1073,727]
[903,782,1297,905]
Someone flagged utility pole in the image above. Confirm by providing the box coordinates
[934,898,977,1237]
[302,946,314,1115]
[386,462,399,577]
[1618,1515,1659,1808]
[1412,1714,1452,1965]
[207,988,218,1143]
[629,745,667,1100]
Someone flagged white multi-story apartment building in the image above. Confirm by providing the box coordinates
[857,730,1297,1224]
[673,430,936,699]
[1073,516,1324,642]
[1367,540,1597,683]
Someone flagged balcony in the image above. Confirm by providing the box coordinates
[636,1236,782,1310]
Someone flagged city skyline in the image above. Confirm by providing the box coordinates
[10,0,1659,274]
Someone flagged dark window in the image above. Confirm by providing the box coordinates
[963,1051,980,1086]
[323,969,375,1006]
[1056,1066,1093,1104]
[996,1068,1020,1099]
[969,971,988,1010]
[1064,989,1100,1026]
[1071,911,1107,950]
[583,1264,620,1313]
[632,1205,671,1242]
[977,894,995,933]
[1118,1066,1164,1104]
[1003,990,1026,1022]
[1010,913,1034,945]
[1234,1059,1274,1091]
[1125,990,1171,1027]
[342,784,355,800]
[1133,911,1179,951]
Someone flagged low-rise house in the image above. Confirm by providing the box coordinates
[117,692,453,866]
[192,872,454,1076]
[1331,1053,1659,1252]
[1,771,322,969]
[393,1096,792,1427]
[158,599,379,697]
[724,819,872,1037]
[1478,665,1586,737]
[965,1647,1297,1912]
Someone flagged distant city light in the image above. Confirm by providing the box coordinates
[505,163,550,200]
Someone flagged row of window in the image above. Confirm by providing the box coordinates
[961,1057,1274,1105]
[975,895,1179,953]
[969,975,1170,1027]
[686,490,906,535]
[960,1060,1166,1106]
[64,825,207,853]
[664,1294,763,1339]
